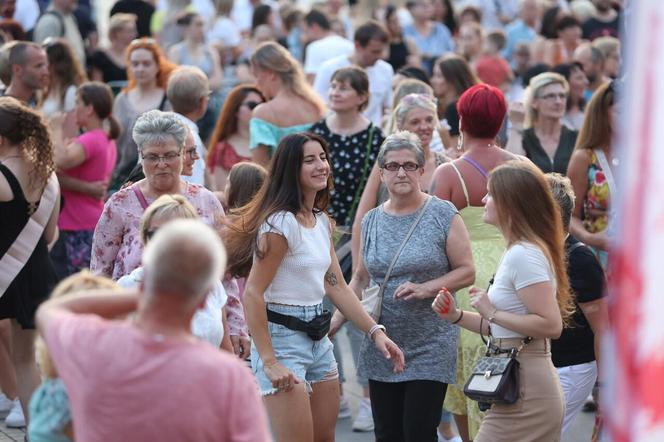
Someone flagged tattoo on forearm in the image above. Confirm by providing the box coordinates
[325,271,338,286]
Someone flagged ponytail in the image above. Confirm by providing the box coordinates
[106,115,122,140]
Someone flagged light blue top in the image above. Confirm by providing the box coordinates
[28,378,72,442]
[503,19,537,66]
[249,117,313,153]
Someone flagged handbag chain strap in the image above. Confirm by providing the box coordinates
[377,196,433,296]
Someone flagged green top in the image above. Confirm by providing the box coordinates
[249,118,313,154]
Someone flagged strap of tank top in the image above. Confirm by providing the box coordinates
[0,163,26,201]
[460,155,489,179]
[449,162,471,207]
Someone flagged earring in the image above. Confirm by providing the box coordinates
[456,132,464,151]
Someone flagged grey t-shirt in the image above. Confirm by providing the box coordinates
[358,196,459,384]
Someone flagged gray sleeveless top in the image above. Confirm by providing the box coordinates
[357,196,459,383]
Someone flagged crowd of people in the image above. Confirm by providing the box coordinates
[0,0,621,440]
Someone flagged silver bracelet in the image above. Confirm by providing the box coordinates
[368,324,386,341]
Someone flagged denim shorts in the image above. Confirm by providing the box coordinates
[251,303,338,396]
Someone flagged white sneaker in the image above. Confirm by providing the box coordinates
[338,395,351,419]
[352,398,374,432]
[5,399,25,428]
[0,393,12,419]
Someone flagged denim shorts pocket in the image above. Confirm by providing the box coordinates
[268,321,298,338]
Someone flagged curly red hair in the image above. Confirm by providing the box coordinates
[125,38,177,90]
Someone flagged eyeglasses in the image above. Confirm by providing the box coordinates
[383,162,420,172]
[538,92,567,101]
[185,146,198,159]
[142,151,181,164]
[243,100,261,110]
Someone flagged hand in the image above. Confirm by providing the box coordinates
[469,286,495,318]
[328,311,346,339]
[263,359,300,392]
[394,281,433,301]
[84,180,108,200]
[372,331,405,373]
[588,231,609,251]
[230,335,251,359]
[508,101,525,128]
[432,288,459,321]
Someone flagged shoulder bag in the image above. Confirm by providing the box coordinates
[361,195,432,321]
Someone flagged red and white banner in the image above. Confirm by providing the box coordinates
[605,1,664,441]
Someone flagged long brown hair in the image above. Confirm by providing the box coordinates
[574,81,615,151]
[250,42,326,114]
[227,162,267,210]
[42,38,87,109]
[436,53,479,98]
[125,38,177,90]
[489,161,574,323]
[224,132,332,277]
[207,84,264,159]
[0,96,54,189]
[78,82,122,140]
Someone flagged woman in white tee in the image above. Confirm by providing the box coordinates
[224,132,404,442]
[433,161,574,442]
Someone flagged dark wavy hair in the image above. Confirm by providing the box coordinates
[224,132,332,277]
[42,38,87,109]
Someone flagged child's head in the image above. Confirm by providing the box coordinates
[225,162,268,211]
[76,81,122,140]
[484,29,507,55]
[139,194,199,244]
[36,271,119,379]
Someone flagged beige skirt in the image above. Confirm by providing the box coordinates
[475,338,564,442]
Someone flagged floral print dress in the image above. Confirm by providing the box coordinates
[583,150,611,266]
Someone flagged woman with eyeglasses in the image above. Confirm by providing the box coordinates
[506,72,578,175]
[433,160,573,442]
[430,84,524,441]
[110,38,177,193]
[352,93,448,268]
[91,110,224,281]
[332,131,474,441]
[206,84,265,193]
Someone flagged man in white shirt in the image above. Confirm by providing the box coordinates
[303,9,353,82]
[314,20,393,127]
[166,66,210,186]
[32,0,86,64]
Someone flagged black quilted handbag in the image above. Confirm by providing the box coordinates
[463,320,531,407]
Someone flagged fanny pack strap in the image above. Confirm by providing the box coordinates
[0,173,58,297]
[267,308,318,332]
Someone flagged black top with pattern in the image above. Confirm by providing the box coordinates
[311,119,385,226]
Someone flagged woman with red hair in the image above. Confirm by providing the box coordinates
[431,84,525,441]
[109,38,177,192]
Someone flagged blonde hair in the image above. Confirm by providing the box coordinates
[592,36,620,60]
[489,161,574,323]
[250,42,325,114]
[139,194,199,244]
[36,271,119,379]
[524,72,569,128]
[108,13,137,37]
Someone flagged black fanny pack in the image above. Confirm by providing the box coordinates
[266,308,331,341]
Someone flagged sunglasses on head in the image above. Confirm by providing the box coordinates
[243,101,261,110]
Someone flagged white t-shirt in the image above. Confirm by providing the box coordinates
[208,16,242,47]
[304,35,354,75]
[488,242,555,338]
[258,211,332,306]
[117,267,228,348]
[313,55,394,127]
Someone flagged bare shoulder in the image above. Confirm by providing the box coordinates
[251,102,274,122]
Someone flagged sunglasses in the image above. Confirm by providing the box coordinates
[243,100,261,110]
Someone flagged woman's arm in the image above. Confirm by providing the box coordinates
[579,297,608,378]
[210,166,230,193]
[324,237,405,373]
[208,47,224,91]
[89,199,124,277]
[44,184,61,247]
[433,289,488,335]
[55,141,87,170]
[351,164,380,270]
[242,232,300,389]
[393,214,475,300]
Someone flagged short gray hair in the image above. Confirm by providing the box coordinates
[142,219,227,302]
[132,110,188,151]
[166,66,209,115]
[376,131,425,168]
[393,93,438,134]
[545,173,575,231]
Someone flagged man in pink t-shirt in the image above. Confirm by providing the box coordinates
[36,220,271,442]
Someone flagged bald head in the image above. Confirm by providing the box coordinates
[574,43,604,83]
